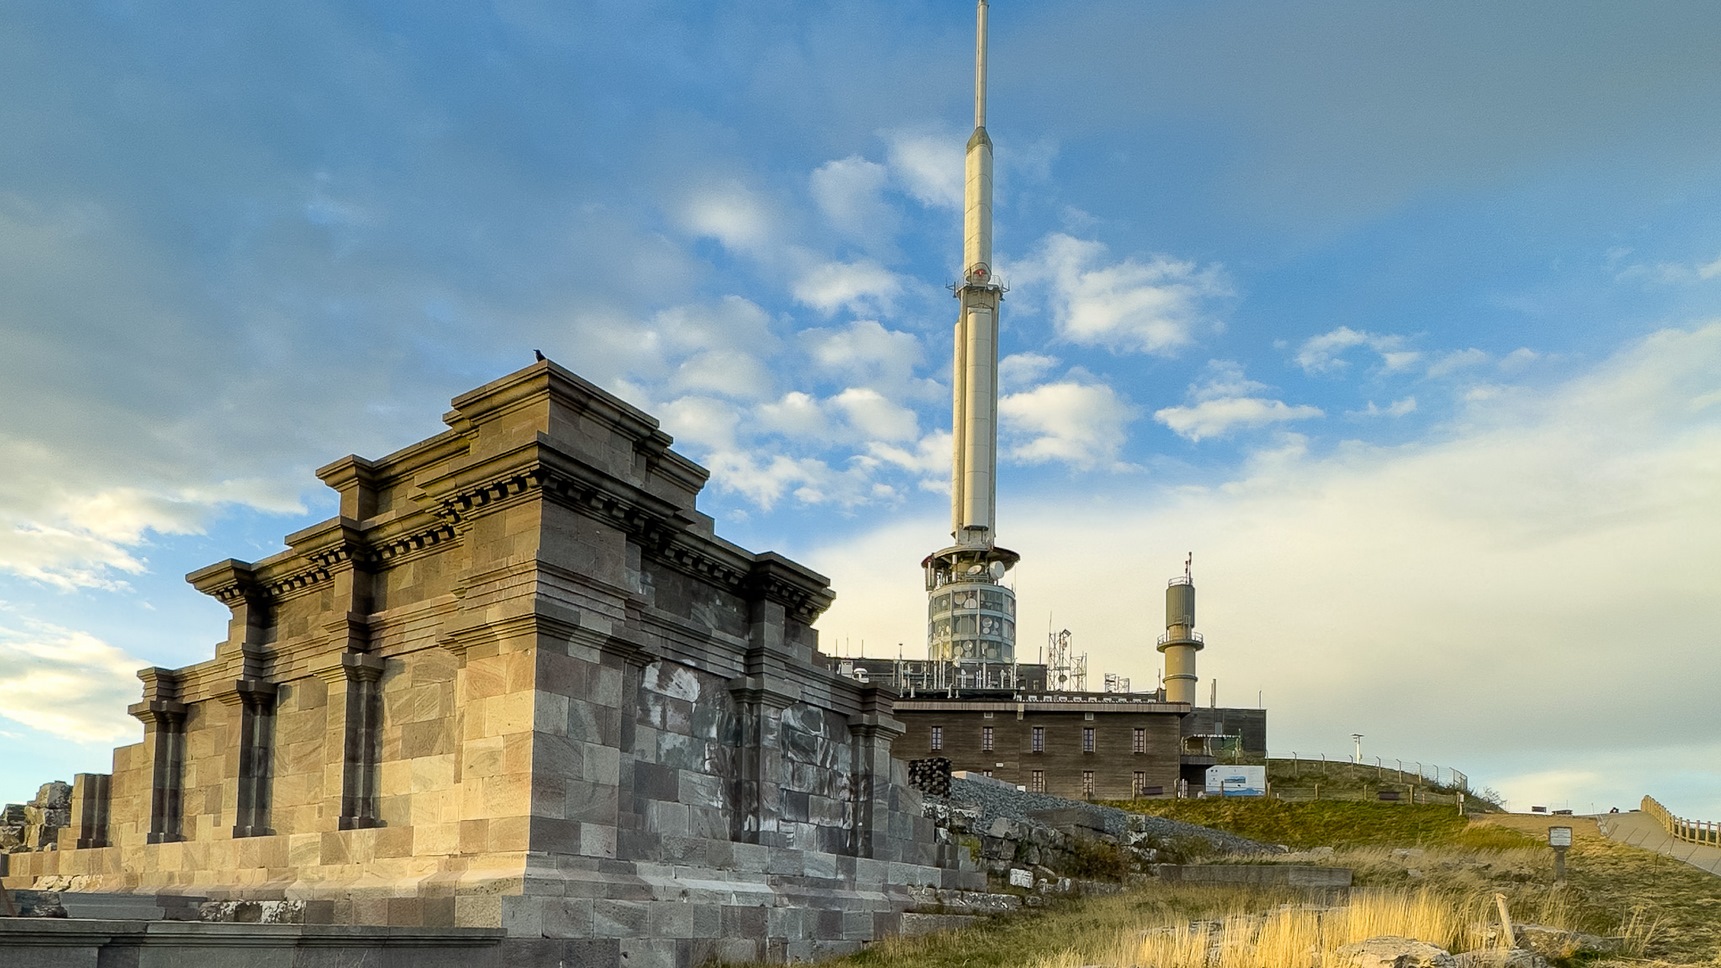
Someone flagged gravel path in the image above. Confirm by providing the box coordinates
[947,776,1282,855]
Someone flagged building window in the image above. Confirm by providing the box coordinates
[1082,727,1096,753]
[1082,771,1095,799]
[981,726,994,751]
[1031,770,1045,793]
[930,726,942,751]
[982,769,993,778]
[1133,728,1146,754]
[1031,726,1045,753]
[1133,771,1147,797]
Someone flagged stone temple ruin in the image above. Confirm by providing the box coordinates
[0,360,980,967]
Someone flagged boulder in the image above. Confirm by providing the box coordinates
[1333,936,1457,968]
[1453,950,1551,968]
[1511,924,1623,959]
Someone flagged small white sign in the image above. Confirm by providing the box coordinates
[1008,868,1034,888]
[1548,826,1572,848]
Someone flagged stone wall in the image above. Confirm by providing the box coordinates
[0,361,975,968]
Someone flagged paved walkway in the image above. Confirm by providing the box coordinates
[1592,810,1721,877]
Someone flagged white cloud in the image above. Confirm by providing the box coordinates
[1614,250,1721,286]
[999,352,1060,393]
[883,129,963,210]
[790,260,905,316]
[831,387,919,443]
[810,156,897,248]
[756,391,831,439]
[656,396,741,452]
[1353,397,1418,418]
[0,620,144,744]
[999,379,1139,470]
[1019,233,1229,355]
[1155,361,1323,441]
[1156,397,1324,442]
[801,319,929,398]
[867,430,953,484]
[669,349,776,400]
[680,183,777,254]
[1426,347,1491,378]
[1295,326,1421,375]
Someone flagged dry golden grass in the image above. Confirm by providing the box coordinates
[1025,888,1550,968]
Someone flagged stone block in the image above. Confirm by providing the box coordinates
[593,898,649,938]
[455,894,503,928]
[576,821,618,859]
[543,897,595,938]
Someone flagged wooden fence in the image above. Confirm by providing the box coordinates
[1643,794,1721,847]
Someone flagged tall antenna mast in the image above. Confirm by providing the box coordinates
[921,0,1018,669]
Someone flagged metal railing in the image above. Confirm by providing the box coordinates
[1643,795,1721,847]
[1156,630,1204,646]
[1275,752,1470,793]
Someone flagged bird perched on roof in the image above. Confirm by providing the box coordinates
[534,349,546,362]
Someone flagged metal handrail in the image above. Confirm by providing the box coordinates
[1156,630,1204,646]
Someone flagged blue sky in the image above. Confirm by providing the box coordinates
[3,0,1719,819]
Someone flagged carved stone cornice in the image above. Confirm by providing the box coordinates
[728,674,801,711]
[217,679,279,709]
[744,554,835,625]
[186,559,264,608]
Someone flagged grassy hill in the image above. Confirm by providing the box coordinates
[727,803,1721,968]
[1104,797,1519,850]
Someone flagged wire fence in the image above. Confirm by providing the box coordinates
[1643,794,1721,847]
[1272,752,1470,793]
[1267,786,1466,807]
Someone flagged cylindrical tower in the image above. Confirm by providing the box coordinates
[925,0,1017,665]
[1157,560,1204,704]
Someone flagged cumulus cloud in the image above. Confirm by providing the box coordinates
[756,391,831,439]
[801,319,930,398]
[999,352,1060,393]
[1353,397,1418,418]
[883,129,963,210]
[1019,234,1229,354]
[790,260,905,316]
[1294,326,1421,375]
[681,182,778,254]
[1154,361,1323,441]
[831,387,919,443]
[0,620,144,743]
[810,156,898,249]
[999,379,1139,470]
[1426,347,1491,378]
[867,430,953,484]
[1613,250,1721,286]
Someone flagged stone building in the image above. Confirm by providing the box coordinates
[0,360,972,968]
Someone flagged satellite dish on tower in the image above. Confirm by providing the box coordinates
[988,561,1006,580]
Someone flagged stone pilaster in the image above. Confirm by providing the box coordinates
[336,653,386,830]
[224,679,278,838]
[846,686,905,860]
[130,667,187,844]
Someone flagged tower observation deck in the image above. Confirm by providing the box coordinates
[924,0,1018,665]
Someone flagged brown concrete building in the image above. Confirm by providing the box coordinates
[895,697,1188,800]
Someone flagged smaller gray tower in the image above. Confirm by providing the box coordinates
[1157,554,1204,704]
